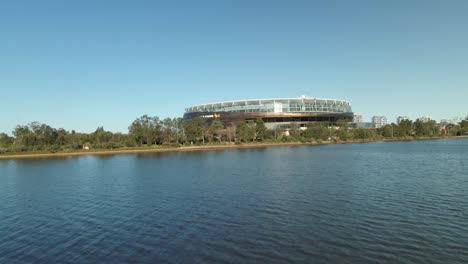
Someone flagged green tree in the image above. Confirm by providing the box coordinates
[128,115,162,145]
[13,124,34,151]
[380,125,394,138]
[92,127,106,145]
[56,128,68,146]
[65,130,83,149]
[193,117,207,144]
[271,127,286,141]
[460,120,468,134]
[246,120,256,141]
[0,133,13,151]
[129,118,144,145]
[289,123,300,138]
[162,118,175,144]
[303,123,329,141]
[183,117,207,144]
[209,120,224,143]
[225,125,236,142]
[398,119,413,137]
[390,123,402,137]
[414,120,437,137]
[352,128,377,140]
[255,118,267,141]
[184,122,197,144]
[335,119,350,141]
[236,121,249,142]
[175,118,187,144]
[34,123,58,147]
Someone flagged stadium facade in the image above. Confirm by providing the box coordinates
[184,96,353,128]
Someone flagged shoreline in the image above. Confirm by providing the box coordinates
[1,136,467,160]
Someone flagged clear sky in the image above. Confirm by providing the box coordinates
[1,0,467,134]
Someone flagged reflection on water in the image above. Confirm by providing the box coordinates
[0,139,467,263]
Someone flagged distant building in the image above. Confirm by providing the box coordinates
[372,116,387,128]
[350,115,375,129]
[353,115,363,123]
[396,116,410,124]
[349,122,377,129]
[440,118,460,125]
[417,115,433,123]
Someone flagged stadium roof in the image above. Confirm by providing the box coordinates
[185,96,352,112]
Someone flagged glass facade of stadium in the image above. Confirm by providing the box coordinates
[184,97,353,128]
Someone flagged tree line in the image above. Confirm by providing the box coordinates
[1,116,467,154]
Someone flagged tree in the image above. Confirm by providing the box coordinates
[414,120,437,137]
[335,119,350,141]
[184,117,207,144]
[336,119,349,129]
[93,127,106,145]
[289,123,300,138]
[236,121,249,142]
[209,120,224,143]
[184,121,197,144]
[32,123,58,147]
[460,120,468,134]
[390,123,402,137]
[380,125,394,138]
[148,116,162,144]
[129,118,144,145]
[128,115,162,145]
[66,130,83,149]
[255,118,267,141]
[225,125,236,142]
[56,128,68,146]
[175,118,186,144]
[0,133,13,149]
[162,118,175,144]
[246,121,256,141]
[398,119,413,137]
[303,123,329,141]
[13,124,36,151]
[192,117,207,144]
[352,128,375,140]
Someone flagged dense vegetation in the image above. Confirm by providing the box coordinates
[1,116,467,154]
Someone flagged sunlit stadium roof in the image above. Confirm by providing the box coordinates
[185,96,352,114]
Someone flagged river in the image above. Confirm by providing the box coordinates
[1,139,467,263]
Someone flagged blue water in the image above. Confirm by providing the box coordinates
[1,139,467,263]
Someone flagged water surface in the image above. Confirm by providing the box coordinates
[1,139,467,263]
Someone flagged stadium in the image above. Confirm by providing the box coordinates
[184,96,353,128]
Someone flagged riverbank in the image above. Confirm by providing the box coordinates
[1,136,466,160]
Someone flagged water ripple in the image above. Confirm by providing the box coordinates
[0,139,468,263]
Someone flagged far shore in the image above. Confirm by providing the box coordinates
[1,136,467,160]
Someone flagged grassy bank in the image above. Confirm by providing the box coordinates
[1,136,465,160]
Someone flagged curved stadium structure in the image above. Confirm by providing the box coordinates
[184,96,353,128]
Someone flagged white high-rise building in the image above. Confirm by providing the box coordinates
[441,118,461,125]
[417,115,433,123]
[353,115,363,123]
[396,116,410,124]
[372,116,388,128]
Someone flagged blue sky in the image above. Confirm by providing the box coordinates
[1,0,467,134]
